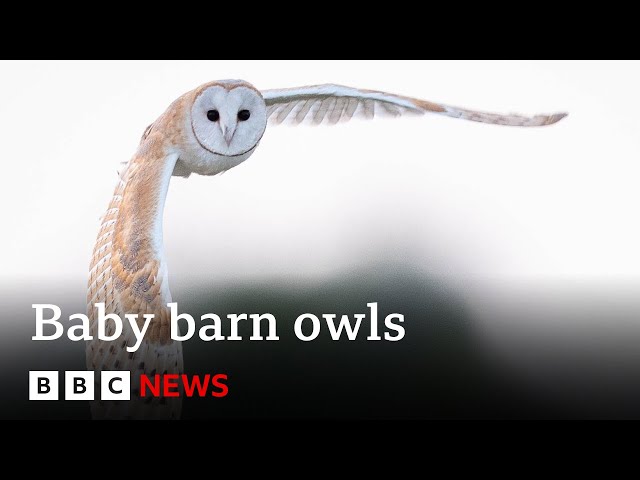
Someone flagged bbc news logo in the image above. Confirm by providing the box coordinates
[29,371,228,400]
[29,371,130,400]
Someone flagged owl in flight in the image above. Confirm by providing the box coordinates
[87,80,566,419]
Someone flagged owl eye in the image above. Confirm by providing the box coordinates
[207,110,219,122]
[238,110,250,121]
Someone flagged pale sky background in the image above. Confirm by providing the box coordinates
[1,60,639,298]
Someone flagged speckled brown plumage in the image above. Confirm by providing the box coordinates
[86,100,191,419]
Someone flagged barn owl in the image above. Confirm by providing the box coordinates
[87,80,566,419]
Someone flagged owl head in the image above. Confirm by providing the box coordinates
[158,79,267,178]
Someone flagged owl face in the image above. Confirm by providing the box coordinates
[190,83,267,159]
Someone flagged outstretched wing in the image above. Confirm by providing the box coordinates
[261,84,567,127]
[87,136,183,419]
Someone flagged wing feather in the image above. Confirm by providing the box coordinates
[266,104,280,120]
[261,84,567,127]
[313,97,334,124]
[275,100,298,125]
[296,99,316,123]
[361,98,375,120]
[342,97,359,122]
[328,98,346,124]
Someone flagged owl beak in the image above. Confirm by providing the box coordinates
[220,122,236,146]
